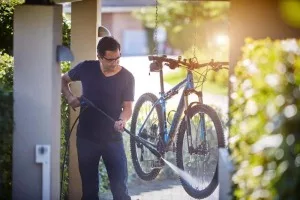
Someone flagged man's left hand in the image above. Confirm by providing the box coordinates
[114,119,125,132]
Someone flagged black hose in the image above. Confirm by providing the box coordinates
[60,105,88,200]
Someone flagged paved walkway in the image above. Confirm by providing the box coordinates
[100,178,219,200]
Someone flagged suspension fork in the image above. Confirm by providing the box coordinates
[184,72,195,154]
[184,89,206,153]
[184,92,193,154]
[158,68,168,142]
[200,113,207,142]
[197,91,207,142]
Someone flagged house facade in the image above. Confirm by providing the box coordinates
[101,8,148,56]
[64,0,156,56]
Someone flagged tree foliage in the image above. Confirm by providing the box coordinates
[0,0,70,54]
[0,52,13,200]
[134,0,230,93]
[0,0,24,55]
[133,0,229,52]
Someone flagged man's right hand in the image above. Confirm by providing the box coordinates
[67,95,80,110]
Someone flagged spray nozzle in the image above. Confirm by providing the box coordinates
[78,96,88,108]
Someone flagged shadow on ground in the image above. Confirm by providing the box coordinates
[100,177,219,200]
[100,178,180,199]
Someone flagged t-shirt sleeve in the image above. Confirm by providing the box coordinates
[123,73,135,101]
[68,61,85,81]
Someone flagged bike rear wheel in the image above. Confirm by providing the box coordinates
[130,93,164,181]
[176,104,225,199]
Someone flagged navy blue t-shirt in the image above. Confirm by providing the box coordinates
[68,60,135,143]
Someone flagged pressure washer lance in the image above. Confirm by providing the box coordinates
[60,96,163,199]
[80,96,162,159]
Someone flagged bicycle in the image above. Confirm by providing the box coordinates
[130,55,228,199]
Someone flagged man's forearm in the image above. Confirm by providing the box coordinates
[119,108,132,122]
[61,79,73,100]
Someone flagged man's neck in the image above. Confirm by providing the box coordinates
[100,65,122,77]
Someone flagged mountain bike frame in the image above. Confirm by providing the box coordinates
[137,64,205,151]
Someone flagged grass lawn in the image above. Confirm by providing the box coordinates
[164,74,228,96]
[201,81,228,95]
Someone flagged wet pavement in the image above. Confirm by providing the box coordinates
[100,178,219,200]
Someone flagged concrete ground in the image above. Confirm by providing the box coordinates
[100,178,219,200]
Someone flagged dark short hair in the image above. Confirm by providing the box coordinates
[97,36,121,57]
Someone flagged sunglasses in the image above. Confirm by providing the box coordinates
[101,54,121,62]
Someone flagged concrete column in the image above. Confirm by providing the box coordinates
[13,5,62,200]
[69,0,101,199]
[218,148,234,200]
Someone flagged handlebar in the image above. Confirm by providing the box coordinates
[148,55,229,71]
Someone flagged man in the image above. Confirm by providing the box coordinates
[61,36,134,200]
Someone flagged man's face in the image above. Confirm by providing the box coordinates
[98,49,121,72]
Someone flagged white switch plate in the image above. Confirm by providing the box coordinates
[35,144,51,200]
[36,145,51,164]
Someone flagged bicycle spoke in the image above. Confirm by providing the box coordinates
[182,110,218,191]
[133,97,161,174]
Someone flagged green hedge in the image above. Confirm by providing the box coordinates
[0,53,13,89]
[60,62,71,199]
[0,89,13,200]
[230,38,300,199]
[0,52,13,200]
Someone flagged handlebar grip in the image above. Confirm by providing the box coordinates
[218,62,229,65]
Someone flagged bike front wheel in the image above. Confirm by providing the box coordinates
[130,93,164,181]
[176,104,225,199]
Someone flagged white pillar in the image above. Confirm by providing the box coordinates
[69,0,101,199]
[12,5,62,200]
[219,148,234,200]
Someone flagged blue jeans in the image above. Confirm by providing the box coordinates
[76,137,131,200]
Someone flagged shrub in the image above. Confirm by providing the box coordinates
[0,51,14,200]
[0,52,13,89]
[230,38,300,199]
[0,87,13,200]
